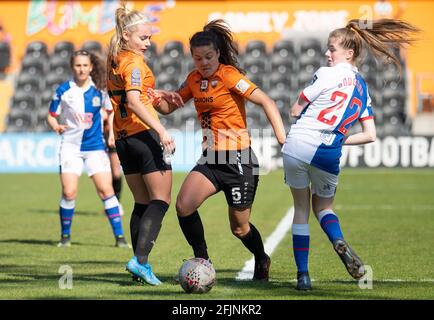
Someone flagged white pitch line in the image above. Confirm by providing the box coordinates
[236,207,294,281]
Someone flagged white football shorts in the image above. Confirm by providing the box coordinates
[283,153,338,198]
[59,146,111,177]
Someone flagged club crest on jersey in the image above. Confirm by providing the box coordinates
[200,80,208,91]
[211,79,218,88]
[92,96,101,107]
[235,79,250,94]
[131,68,141,86]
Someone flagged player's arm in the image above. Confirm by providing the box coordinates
[148,88,184,115]
[47,113,68,134]
[247,88,286,145]
[343,118,376,145]
[106,110,115,148]
[291,93,310,118]
[126,89,175,153]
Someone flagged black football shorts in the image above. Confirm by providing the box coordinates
[192,147,259,209]
[115,129,172,175]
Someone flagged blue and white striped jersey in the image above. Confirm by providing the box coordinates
[282,62,374,175]
[49,79,112,151]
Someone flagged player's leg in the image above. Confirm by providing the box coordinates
[283,153,312,290]
[58,172,79,247]
[109,150,124,215]
[228,206,270,281]
[57,147,83,247]
[311,167,365,280]
[87,150,129,247]
[176,169,218,260]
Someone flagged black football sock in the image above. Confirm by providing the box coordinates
[135,200,169,265]
[238,223,268,261]
[112,177,122,201]
[130,203,148,253]
[178,211,209,260]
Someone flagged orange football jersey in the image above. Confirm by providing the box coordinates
[177,64,257,151]
[107,50,159,139]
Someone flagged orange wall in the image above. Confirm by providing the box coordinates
[1,0,434,115]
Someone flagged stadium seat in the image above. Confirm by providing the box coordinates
[245,40,267,59]
[49,54,72,77]
[156,72,179,91]
[0,41,11,71]
[300,38,322,56]
[297,70,315,89]
[81,41,103,54]
[39,89,54,109]
[45,73,69,92]
[183,55,195,75]
[268,71,292,91]
[299,53,321,72]
[272,39,295,59]
[6,108,33,132]
[270,53,294,76]
[21,54,46,76]
[158,54,183,75]
[16,72,42,92]
[144,41,158,72]
[246,72,264,89]
[243,55,266,75]
[25,41,48,59]
[11,90,38,112]
[163,40,184,59]
[268,88,291,116]
[54,41,75,59]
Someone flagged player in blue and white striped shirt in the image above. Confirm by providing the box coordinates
[47,50,130,249]
[282,19,419,290]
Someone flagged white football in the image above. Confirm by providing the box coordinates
[178,258,216,294]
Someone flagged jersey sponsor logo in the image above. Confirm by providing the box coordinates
[235,79,250,94]
[131,68,141,86]
[200,79,208,92]
[194,96,214,104]
[92,96,101,107]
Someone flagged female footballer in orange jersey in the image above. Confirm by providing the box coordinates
[106,4,182,286]
[173,20,286,281]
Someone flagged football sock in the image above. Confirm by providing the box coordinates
[292,224,310,273]
[103,195,123,238]
[59,197,75,237]
[112,176,122,201]
[136,200,169,265]
[238,223,268,261]
[317,210,344,243]
[130,203,148,253]
[178,211,209,260]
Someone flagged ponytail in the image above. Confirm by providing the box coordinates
[190,19,244,74]
[108,3,149,63]
[330,19,420,73]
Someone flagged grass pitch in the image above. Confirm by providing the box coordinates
[0,169,433,300]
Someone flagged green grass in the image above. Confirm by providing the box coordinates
[0,169,433,300]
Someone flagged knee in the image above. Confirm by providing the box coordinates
[175,195,192,217]
[62,189,77,201]
[231,225,250,239]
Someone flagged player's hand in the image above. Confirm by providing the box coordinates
[159,130,176,155]
[107,133,116,148]
[159,90,184,108]
[146,88,162,107]
[55,124,69,135]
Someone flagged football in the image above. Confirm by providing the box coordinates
[178,258,216,294]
